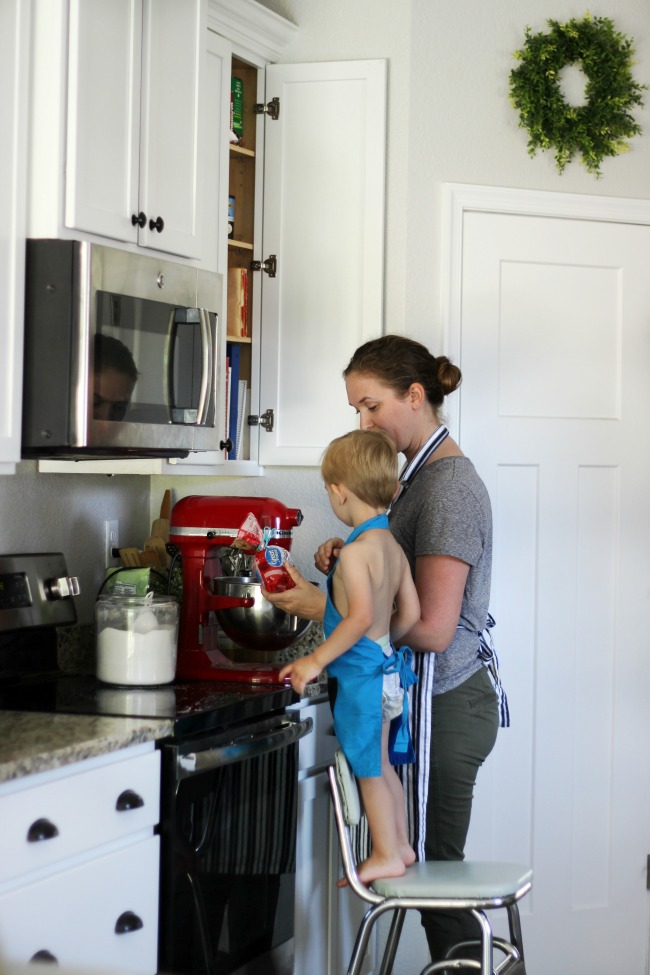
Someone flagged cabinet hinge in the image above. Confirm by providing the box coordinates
[250,254,277,278]
[248,409,274,433]
[254,96,280,120]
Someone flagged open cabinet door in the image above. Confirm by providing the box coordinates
[258,59,386,466]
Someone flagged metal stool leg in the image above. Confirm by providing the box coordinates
[506,904,525,963]
[377,908,406,975]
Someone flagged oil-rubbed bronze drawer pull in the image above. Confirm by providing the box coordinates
[115,911,144,935]
[115,789,145,811]
[30,949,58,964]
[27,818,59,842]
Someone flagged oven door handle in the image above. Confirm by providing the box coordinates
[176,716,313,778]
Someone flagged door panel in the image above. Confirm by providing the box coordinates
[446,190,650,975]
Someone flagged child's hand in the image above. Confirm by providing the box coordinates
[314,537,345,575]
[279,654,322,695]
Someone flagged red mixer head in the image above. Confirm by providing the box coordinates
[169,496,305,684]
[169,495,303,558]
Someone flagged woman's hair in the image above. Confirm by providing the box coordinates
[343,333,461,412]
[321,429,398,508]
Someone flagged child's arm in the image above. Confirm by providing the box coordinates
[279,547,373,693]
[390,555,420,643]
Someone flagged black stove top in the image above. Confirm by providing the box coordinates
[0,671,295,737]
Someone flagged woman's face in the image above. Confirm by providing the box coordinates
[345,372,413,453]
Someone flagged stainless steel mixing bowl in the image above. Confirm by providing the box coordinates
[214,576,312,651]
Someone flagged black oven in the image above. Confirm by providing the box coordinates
[159,712,310,975]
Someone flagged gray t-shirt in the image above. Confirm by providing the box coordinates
[389,456,492,694]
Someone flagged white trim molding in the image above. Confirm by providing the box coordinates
[207,0,298,65]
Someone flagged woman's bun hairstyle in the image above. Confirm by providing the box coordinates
[343,334,461,409]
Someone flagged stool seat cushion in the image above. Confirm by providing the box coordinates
[371,861,533,900]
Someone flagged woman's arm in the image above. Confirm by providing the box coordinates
[399,553,469,652]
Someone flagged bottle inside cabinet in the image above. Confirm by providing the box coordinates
[225,57,258,462]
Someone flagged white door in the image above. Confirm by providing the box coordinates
[258,59,387,466]
[444,186,650,975]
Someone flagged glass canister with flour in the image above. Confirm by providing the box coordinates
[96,593,179,685]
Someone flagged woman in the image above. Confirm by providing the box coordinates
[265,334,508,967]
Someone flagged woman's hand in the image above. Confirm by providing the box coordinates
[260,563,326,621]
[314,537,345,575]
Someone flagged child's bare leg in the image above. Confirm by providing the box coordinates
[354,774,406,885]
[381,725,416,867]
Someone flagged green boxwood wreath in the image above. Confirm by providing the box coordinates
[509,13,646,177]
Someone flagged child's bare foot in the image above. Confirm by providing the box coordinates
[356,854,407,886]
[400,843,416,868]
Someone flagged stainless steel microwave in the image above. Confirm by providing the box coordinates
[22,239,222,459]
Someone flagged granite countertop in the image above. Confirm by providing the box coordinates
[0,711,172,785]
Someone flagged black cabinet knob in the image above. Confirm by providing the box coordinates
[131,211,146,228]
[149,215,164,233]
[30,950,58,964]
[115,911,144,934]
[115,789,145,812]
[27,818,59,842]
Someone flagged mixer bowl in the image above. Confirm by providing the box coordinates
[214,576,312,651]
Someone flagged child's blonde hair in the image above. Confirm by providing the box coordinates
[321,430,398,508]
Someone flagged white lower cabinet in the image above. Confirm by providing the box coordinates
[0,743,161,975]
[0,836,160,972]
[293,698,374,975]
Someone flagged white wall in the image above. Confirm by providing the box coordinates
[0,464,151,623]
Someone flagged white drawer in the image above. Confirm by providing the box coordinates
[0,835,160,975]
[0,748,161,885]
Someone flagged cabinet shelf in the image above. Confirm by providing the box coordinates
[228,239,254,251]
[225,334,252,344]
[230,143,255,159]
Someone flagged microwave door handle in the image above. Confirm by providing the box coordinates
[165,311,177,420]
[195,308,212,425]
[175,717,313,779]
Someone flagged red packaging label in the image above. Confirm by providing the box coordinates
[233,512,264,551]
[254,546,295,593]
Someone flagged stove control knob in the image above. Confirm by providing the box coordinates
[45,576,81,600]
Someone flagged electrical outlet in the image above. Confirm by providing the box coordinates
[104,520,119,567]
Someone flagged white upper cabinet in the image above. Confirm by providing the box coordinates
[0,0,30,474]
[30,0,206,261]
[258,59,387,466]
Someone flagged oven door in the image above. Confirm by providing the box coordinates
[158,712,313,975]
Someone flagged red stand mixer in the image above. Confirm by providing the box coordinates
[169,495,309,684]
